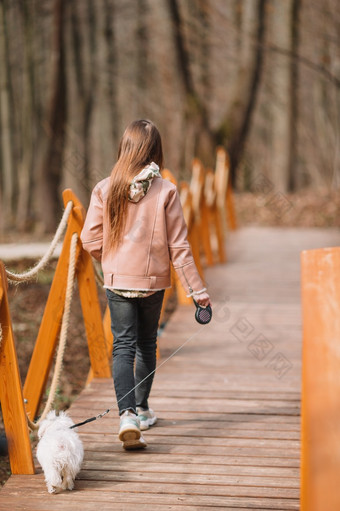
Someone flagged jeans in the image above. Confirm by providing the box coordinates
[105,289,165,415]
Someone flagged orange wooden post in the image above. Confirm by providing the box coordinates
[157,279,175,359]
[211,200,226,264]
[301,247,340,510]
[221,149,237,231]
[177,182,196,305]
[203,169,227,263]
[226,181,237,231]
[162,170,191,305]
[212,149,228,263]
[159,269,175,327]
[189,159,204,224]
[190,159,213,268]
[64,189,110,384]
[215,146,237,231]
[0,263,35,474]
[77,247,111,379]
[188,222,203,276]
[86,305,113,385]
[204,169,218,263]
[215,147,229,219]
[200,169,214,266]
[23,202,84,420]
[161,168,178,186]
[103,305,114,356]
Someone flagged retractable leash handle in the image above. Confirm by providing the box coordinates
[193,298,212,324]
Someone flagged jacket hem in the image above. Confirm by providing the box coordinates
[103,273,171,290]
[103,285,170,292]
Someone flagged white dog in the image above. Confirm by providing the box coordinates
[36,410,84,494]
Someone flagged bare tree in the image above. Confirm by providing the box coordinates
[223,0,267,186]
[0,0,15,227]
[16,0,35,230]
[166,0,215,175]
[37,0,66,232]
[288,0,301,191]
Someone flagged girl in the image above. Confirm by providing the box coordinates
[81,119,211,450]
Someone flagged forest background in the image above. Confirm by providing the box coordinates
[0,0,339,234]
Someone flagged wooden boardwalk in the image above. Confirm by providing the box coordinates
[1,226,340,510]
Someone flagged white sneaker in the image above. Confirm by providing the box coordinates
[137,407,157,431]
[118,410,147,450]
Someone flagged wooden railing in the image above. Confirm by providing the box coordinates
[160,147,235,310]
[0,147,236,474]
[301,247,340,510]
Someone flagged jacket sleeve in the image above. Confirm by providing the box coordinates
[165,187,206,296]
[80,184,104,262]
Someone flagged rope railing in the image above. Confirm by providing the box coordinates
[2,200,77,433]
[26,232,78,431]
[1,205,79,433]
[5,200,73,284]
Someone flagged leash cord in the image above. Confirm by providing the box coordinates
[70,322,209,429]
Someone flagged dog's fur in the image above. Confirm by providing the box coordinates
[36,410,84,493]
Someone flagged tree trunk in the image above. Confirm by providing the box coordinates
[166,0,215,174]
[37,0,66,232]
[270,0,291,192]
[287,0,301,191]
[0,0,15,227]
[136,0,149,92]
[226,0,267,186]
[16,0,35,230]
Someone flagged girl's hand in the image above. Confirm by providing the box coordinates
[194,292,211,308]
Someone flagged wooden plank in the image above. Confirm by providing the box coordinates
[75,385,301,400]
[1,475,300,499]
[69,414,300,432]
[76,432,299,450]
[76,469,299,491]
[1,500,292,511]
[0,480,300,510]
[80,459,299,478]
[74,424,300,441]
[81,451,300,468]
[70,406,301,425]
[80,392,301,402]
[73,439,299,458]
[71,399,300,416]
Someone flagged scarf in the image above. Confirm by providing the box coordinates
[128,162,161,203]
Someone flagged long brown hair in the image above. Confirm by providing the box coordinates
[106,119,164,249]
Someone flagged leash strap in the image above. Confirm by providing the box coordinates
[70,409,110,429]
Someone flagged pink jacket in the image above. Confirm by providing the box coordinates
[80,175,205,295]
